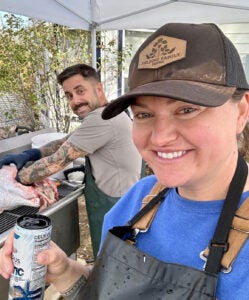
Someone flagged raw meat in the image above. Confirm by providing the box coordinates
[34,179,59,210]
[0,165,59,213]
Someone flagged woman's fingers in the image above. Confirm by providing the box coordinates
[0,230,14,279]
[0,233,70,288]
[37,241,69,282]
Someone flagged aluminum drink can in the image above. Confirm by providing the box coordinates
[8,214,52,300]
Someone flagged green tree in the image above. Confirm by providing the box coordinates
[0,14,132,133]
[0,14,91,133]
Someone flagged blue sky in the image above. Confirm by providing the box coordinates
[0,10,29,27]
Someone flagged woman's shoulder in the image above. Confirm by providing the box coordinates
[101,175,159,241]
[105,175,158,220]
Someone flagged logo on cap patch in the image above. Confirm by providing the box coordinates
[138,35,186,69]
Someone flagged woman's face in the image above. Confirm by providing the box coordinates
[131,95,249,199]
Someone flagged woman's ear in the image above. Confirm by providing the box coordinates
[237,92,249,134]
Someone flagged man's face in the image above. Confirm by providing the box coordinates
[131,95,247,199]
[62,74,103,118]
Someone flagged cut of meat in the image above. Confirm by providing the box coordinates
[34,179,59,211]
[0,165,59,213]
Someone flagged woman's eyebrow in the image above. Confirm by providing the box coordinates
[132,98,178,108]
[131,102,147,108]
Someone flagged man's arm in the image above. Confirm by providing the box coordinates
[0,135,72,171]
[39,135,70,157]
[18,140,88,185]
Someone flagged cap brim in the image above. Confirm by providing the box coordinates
[102,80,236,119]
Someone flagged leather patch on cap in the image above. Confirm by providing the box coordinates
[138,35,187,69]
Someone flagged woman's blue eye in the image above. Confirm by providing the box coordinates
[180,107,196,114]
[135,112,151,119]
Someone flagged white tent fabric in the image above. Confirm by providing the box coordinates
[1,0,249,66]
[1,0,249,30]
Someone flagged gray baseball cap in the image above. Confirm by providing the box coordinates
[102,23,249,119]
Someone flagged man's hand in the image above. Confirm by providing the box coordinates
[0,149,41,170]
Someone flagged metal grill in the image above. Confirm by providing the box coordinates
[0,184,78,234]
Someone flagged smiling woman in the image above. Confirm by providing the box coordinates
[97,22,249,300]
[130,95,247,198]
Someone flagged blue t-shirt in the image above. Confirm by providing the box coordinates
[101,175,249,300]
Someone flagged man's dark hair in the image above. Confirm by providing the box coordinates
[57,63,100,85]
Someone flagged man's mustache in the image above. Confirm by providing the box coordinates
[73,103,87,111]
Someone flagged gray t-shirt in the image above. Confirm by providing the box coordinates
[68,107,142,197]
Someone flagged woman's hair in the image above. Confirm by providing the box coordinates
[233,89,249,159]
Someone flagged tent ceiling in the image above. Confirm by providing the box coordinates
[0,0,249,31]
[1,0,249,67]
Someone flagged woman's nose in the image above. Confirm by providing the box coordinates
[150,118,178,146]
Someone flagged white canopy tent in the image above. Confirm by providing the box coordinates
[0,0,249,67]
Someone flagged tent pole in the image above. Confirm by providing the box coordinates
[91,26,97,69]
[117,30,123,96]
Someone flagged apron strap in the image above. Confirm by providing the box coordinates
[117,183,169,245]
[204,154,248,274]
[127,183,168,229]
[110,183,168,243]
[203,195,249,270]
[131,182,167,231]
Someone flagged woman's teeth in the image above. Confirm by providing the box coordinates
[157,151,186,159]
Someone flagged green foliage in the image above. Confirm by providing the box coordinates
[0,14,91,132]
[0,14,132,133]
[4,109,17,121]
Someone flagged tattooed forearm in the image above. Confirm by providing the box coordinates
[39,136,69,157]
[18,140,87,184]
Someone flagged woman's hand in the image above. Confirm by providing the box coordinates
[37,241,71,284]
[0,230,14,279]
[0,230,89,294]
[37,241,89,293]
[0,231,69,283]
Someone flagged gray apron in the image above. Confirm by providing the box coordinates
[80,154,247,299]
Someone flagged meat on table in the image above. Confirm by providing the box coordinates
[0,165,59,213]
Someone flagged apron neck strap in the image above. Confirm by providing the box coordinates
[204,154,248,274]
[127,183,168,229]
[110,183,168,243]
